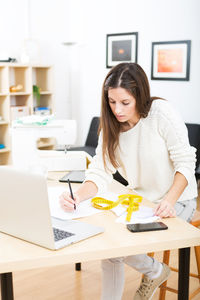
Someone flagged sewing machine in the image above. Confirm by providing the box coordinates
[11,119,78,170]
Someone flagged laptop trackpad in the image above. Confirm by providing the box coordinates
[51,217,104,238]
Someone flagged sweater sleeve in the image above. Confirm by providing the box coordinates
[84,132,116,192]
[157,101,196,184]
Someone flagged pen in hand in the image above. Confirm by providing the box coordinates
[67,179,76,210]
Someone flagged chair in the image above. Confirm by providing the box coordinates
[158,210,200,300]
[68,116,128,185]
[149,124,200,298]
[67,116,100,157]
[185,123,200,183]
[113,170,128,186]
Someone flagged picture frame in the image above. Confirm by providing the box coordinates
[106,32,138,68]
[151,40,191,81]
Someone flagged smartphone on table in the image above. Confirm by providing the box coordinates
[127,222,168,232]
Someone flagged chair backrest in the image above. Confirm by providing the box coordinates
[185,123,200,170]
[85,117,100,148]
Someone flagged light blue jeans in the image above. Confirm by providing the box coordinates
[101,198,197,300]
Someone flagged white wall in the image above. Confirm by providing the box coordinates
[67,0,200,144]
[0,0,28,58]
[0,0,72,120]
[0,0,199,145]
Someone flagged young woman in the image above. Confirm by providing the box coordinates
[60,63,197,300]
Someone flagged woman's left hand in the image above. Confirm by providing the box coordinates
[154,199,176,218]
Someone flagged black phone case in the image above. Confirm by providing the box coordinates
[127,222,168,232]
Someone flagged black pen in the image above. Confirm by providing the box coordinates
[67,179,76,210]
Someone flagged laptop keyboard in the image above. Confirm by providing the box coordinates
[53,227,75,242]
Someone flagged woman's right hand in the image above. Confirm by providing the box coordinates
[59,191,81,212]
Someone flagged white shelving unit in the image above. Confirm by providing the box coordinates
[0,63,54,165]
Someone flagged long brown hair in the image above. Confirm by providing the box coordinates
[100,62,160,169]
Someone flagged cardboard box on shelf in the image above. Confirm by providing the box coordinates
[10,106,29,120]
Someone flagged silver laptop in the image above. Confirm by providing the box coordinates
[0,167,104,250]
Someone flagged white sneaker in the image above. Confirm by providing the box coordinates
[133,263,170,300]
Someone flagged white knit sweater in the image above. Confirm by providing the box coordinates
[85,100,197,203]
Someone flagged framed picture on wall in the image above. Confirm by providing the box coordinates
[151,40,191,81]
[106,32,138,68]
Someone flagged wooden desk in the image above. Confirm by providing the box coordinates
[1,174,200,300]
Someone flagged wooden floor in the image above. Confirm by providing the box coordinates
[2,188,200,300]
[11,249,200,300]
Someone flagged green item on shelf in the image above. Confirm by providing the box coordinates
[33,85,41,106]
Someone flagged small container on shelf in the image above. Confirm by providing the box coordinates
[10,106,29,120]
[10,84,23,93]
[34,106,50,115]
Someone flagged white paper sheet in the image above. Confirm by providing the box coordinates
[48,187,159,223]
[115,206,160,224]
[48,186,101,220]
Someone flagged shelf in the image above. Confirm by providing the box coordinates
[9,92,31,96]
[0,63,54,165]
[0,95,9,123]
[9,66,31,93]
[10,94,32,108]
[32,64,52,68]
[0,121,9,125]
[0,147,10,153]
[6,64,29,68]
[33,94,53,110]
[0,67,9,94]
[37,142,55,149]
[37,137,56,150]
[0,149,11,164]
[32,67,52,92]
[40,91,52,95]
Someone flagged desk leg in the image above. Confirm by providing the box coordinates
[178,247,190,300]
[1,273,14,300]
[75,263,81,271]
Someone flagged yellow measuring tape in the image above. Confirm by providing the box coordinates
[91,194,142,222]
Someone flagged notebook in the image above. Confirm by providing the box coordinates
[0,167,104,250]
